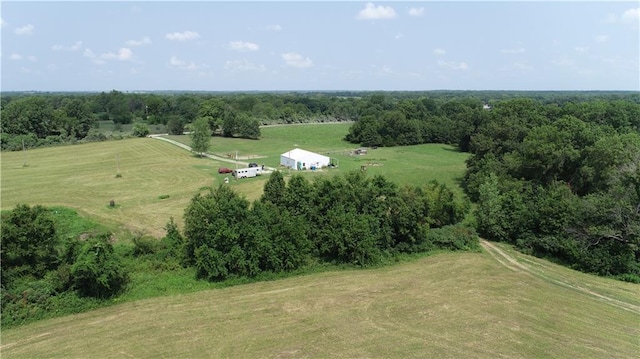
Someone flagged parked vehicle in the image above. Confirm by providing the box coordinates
[248,162,259,168]
[218,167,233,174]
[232,167,262,178]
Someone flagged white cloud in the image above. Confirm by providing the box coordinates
[82,49,105,65]
[126,37,151,46]
[169,56,185,66]
[229,41,259,51]
[603,13,617,23]
[603,8,638,27]
[501,47,525,54]
[621,7,639,22]
[83,49,95,58]
[552,55,575,67]
[52,41,83,51]
[102,48,133,61]
[357,3,397,20]
[282,52,313,68]
[433,48,446,56]
[438,60,468,70]
[395,33,404,40]
[15,24,34,35]
[512,62,533,72]
[224,59,266,72]
[169,55,199,70]
[266,24,282,31]
[408,7,425,17]
[1,17,7,27]
[9,53,37,62]
[165,31,200,41]
[594,35,609,43]
[574,46,589,54]
[83,47,132,64]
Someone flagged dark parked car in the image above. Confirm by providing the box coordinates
[218,167,233,174]
[248,162,259,168]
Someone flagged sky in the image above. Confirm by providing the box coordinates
[1,1,639,92]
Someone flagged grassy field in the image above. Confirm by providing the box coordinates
[2,124,638,357]
[168,123,469,191]
[1,124,468,237]
[0,138,222,237]
[2,242,638,358]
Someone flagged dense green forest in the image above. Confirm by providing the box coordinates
[342,93,639,280]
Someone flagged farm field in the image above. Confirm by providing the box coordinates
[167,123,469,191]
[0,138,220,237]
[1,123,468,237]
[2,241,638,358]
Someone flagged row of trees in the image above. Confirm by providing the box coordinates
[177,171,476,281]
[3,90,637,151]
[345,96,640,150]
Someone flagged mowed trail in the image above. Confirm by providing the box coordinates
[481,240,640,314]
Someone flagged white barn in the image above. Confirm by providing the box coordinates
[280,148,330,170]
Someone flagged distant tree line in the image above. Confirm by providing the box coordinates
[174,171,476,281]
[5,90,636,151]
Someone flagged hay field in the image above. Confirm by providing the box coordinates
[2,241,638,358]
[1,138,221,237]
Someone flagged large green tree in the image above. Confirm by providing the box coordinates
[190,117,212,156]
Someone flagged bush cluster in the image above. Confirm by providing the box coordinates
[179,171,477,281]
[1,205,129,326]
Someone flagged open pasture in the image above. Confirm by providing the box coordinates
[2,124,468,237]
[0,138,223,237]
[168,123,470,190]
[2,242,638,358]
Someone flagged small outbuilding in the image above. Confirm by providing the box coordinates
[280,148,330,170]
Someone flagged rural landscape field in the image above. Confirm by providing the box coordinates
[1,123,468,237]
[2,121,639,358]
[2,1,639,357]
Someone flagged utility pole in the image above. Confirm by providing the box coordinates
[22,139,27,167]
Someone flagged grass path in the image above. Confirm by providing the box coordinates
[481,240,640,314]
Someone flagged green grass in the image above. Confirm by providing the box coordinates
[2,245,638,358]
[1,138,224,237]
[168,123,469,192]
[2,124,638,357]
[2,124,468,239]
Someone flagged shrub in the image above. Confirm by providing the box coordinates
[70,234,128,298]
[83,129,107,142]
[132,122,150,137]
[426,224,480,251]
[132,233,161,257]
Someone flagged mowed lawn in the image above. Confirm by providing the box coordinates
[2,243,638,358]
[2,124,469,237]
[1,138,225,237]
[168,123,470,191]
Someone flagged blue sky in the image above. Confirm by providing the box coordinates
[2,1,639,91]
